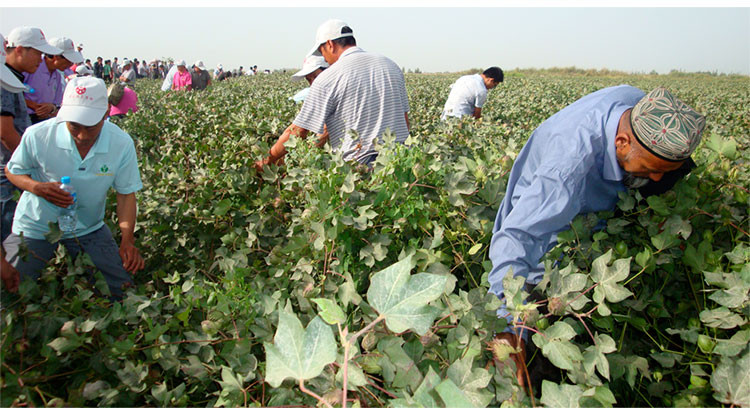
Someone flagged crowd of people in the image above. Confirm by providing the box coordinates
[1,20,707,387]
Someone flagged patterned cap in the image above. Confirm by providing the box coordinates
[630,87,705,162]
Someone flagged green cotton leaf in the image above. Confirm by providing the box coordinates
[263,311,336,388]
[700,307,747,329]
[44,221,63,244]
[705,133,738,160]
[725,244,750,265]
[540,380,583,408]
[47,336,83,355]
[366,255,447,335]
[311,298,346,325]
[646,196,671,216]
[341,172,356,194]
[445,357,494,407]
[709,286,749,308]
[214,198,232,216]
[663,215,692,240]
[651,230,678,251]
[532,321,582,371]
[590,250,633,304]
[335,363,368,390]
[590,385,617,407]
[714,330,750,357]
[116,361,148,393]
[711,351,750,407]
[220,366,244,391]
[412,367,442,408]
[434,378,474,408]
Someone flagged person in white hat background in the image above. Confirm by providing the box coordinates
[190,60,211,91]
[0,31,39,293]
[160,59,179,91]
[23,36,83,124]
[75,64,93,77]
[171,60,192,91]
[289,55,328,104]
[256,19,410,170]
[2,27,62,293]
[3,76,145,299]
[118,58,136,86]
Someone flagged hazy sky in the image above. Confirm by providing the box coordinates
[2,3,748,75]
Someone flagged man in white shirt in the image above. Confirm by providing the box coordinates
[256,19,410,168]
[118,59,136,85]
[441,67,503,120]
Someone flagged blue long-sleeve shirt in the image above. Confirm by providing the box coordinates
[488,85,645,300]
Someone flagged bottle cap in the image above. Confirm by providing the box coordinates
[61,176,71,184]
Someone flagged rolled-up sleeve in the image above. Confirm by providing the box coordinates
[487,164,585,298]
[113,140,142,194]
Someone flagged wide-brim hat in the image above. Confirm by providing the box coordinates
[56,77,109,126]
[291,55,329,81]
[308,19,354,57]
[0,33,28,93]
[193,60,207,71]
[7,26,62,55]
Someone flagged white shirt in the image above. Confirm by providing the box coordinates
[441,74,488,120]
[293,47,410,163]
[161,65,179,91]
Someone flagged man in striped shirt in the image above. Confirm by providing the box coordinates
[256,19,410,170]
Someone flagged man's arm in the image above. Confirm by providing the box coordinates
[473,107,482,119]
[0,115,22,152]
[4,167,74,208]
[255,124,309,172]
[116,192,144,274]
[404,112,410,131]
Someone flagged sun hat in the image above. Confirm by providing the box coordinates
[0,33,28,93]
[48,37,83,63]
[6,26,62,55]
[193,60,207,71]
[176,60,187,67]
[308,19,354,57]
[630,87,706,162]
[56,77,109,126]
[291,55,329,81]
[121,58,132,67]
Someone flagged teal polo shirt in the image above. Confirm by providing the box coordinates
[7,119,143,240]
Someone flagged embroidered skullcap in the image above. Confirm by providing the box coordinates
[630,87,705,162]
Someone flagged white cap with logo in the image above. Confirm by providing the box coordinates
[56,77,109,126]
[193,60,207,71]
[49,37,84,64]
[75,65,93,76]
[6,26,62,55]
[291,55,329,81]
[308,19,354,57]
[0,33,28,93]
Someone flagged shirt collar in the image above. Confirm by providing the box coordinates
[602,105,629,182]
[340,46,363,59]
[55,121,112,155]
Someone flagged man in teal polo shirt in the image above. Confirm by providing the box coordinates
[3,76,144,299]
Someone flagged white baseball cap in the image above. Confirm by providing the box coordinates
[308,19,354,57]
[193,60,207,71]
[48,37,84,64]
[6,26,62,55]
[291,55,329,81]
[177,60,187,67]
[0,33,28,93]
[75,65,93,76]
[56,77,109,126]
[122,58,132,67]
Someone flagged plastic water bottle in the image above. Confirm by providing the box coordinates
[57,176,77,232]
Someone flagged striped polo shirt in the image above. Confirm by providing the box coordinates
[292,47,410,163]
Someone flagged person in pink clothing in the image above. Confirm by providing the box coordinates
[171,60,192,91]
[107,83,138,118]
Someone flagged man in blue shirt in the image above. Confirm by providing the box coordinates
[488,85,705,385]
[3,76,144,299]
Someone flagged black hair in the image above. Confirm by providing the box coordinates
[332,26,356,48]
[483,66,504,83]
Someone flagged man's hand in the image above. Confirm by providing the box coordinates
[34,103,56,118]
[119,241,144,274]
[1,255,19,293]
[493,332,527,387]
[32,182,74,208]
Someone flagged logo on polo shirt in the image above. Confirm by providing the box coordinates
[95,164,113,177]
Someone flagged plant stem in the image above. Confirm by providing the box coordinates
[299,379,332,408]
